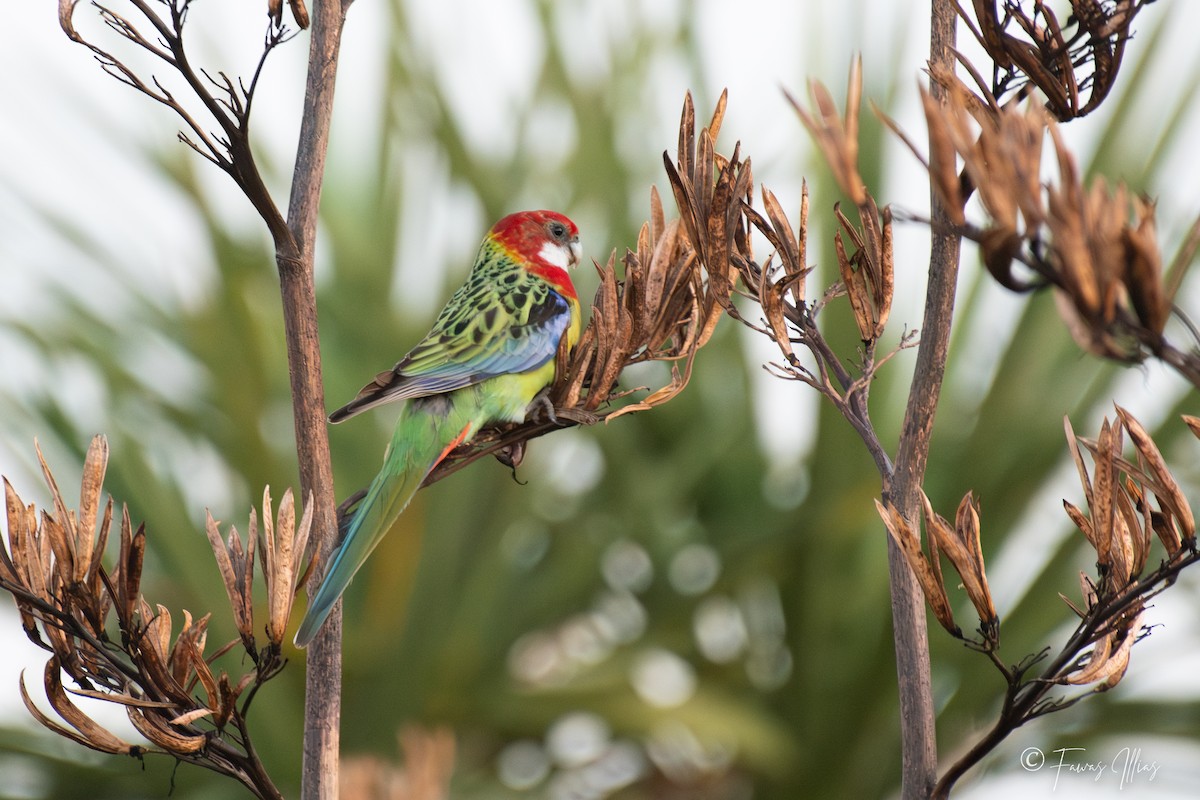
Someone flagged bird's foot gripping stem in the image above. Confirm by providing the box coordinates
[526,390,564,426]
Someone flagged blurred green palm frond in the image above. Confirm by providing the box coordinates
[3,2,1199,799]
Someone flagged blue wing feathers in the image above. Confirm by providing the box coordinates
[328,283,570,423]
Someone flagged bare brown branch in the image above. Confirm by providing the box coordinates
[59,0,295,246]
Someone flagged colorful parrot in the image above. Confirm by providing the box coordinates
[293,210,582,648]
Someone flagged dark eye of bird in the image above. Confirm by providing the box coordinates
[548,221,566,240]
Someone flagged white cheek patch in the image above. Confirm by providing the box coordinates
[538,241,571,269]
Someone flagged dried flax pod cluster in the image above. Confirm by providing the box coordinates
[881,1,1200,387]
[877,491,995,644]
[730,59,908,477]
[0,436,311,800]
[736,58,895,353]
[879,408,1200,794]
[881,406,1198,657]
[900,71,1200,384]
[865,3,1200,694]
[958,0,1151,119]
[788,58,893,344]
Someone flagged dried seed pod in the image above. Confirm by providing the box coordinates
[876,499,960,638]
[20,663,135,756]
[260,487,313,647]
[1064,610,1144,690]
[954,492,997,629]
[206,512,256,655]
[1117,406,1195,544]
[74,436,108,586]
[920,491,998,638]
[790,58,867,207]
[127,706,207,754]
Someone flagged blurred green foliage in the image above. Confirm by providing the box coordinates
[2,1,1199,798]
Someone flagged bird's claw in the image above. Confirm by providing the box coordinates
[527,391,563,425]
[494,440,528,482]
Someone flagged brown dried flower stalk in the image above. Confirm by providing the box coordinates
[425,92,746,484]
[896,70,1200,387]
[57,0,342,793]
[0,437,314,800]
[895,409,1200,797]
[1065,406,1195,598]
[957,0,1151,119]
[730,63,912,478]
[788,57,894,343]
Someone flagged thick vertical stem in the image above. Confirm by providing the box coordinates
[279,2,353,799]
[882,536,937,800]
[884,2,961,797]
[286,254,341,800]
